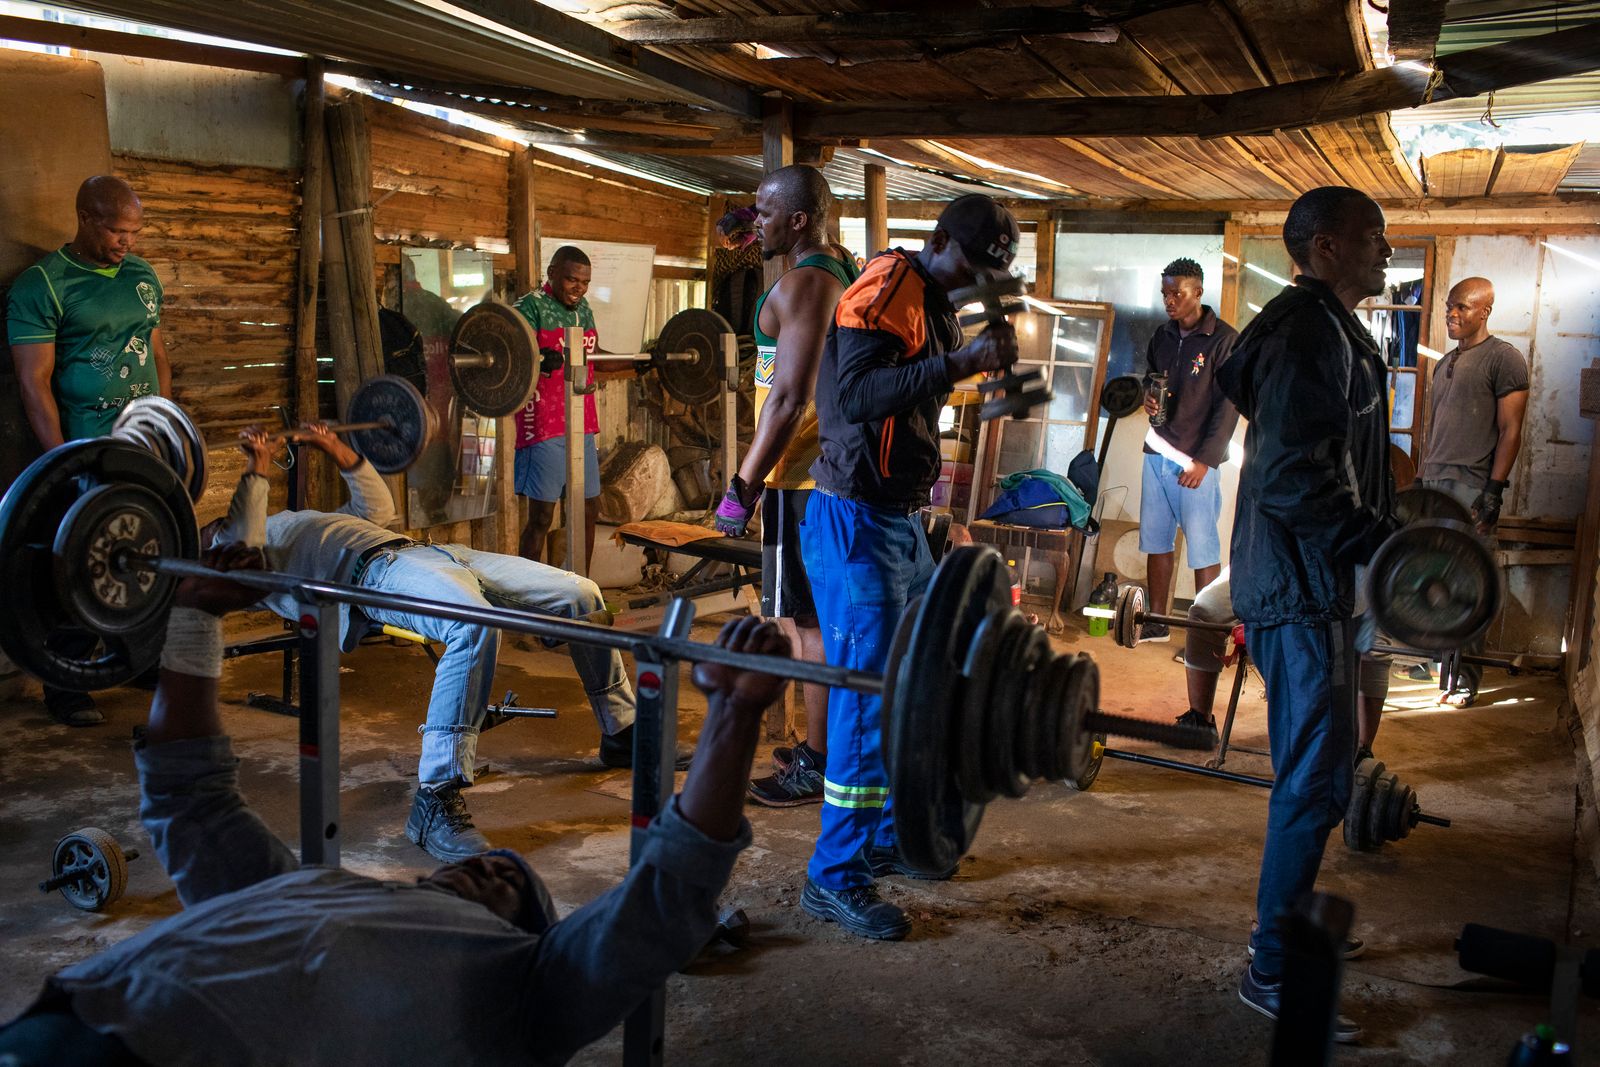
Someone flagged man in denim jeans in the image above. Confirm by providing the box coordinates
[211,423,640,861]
[0,547,788,1067]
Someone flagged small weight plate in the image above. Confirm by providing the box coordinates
[999,622,1049,795]
[50,827,128,912]
[1115,585,1145,649]
[1367,519,1499,652]
[888,545,1012,876]
[346,374,432,473]
[1344,757,1380,852]
[1368,770,1397,850]
[449,301,539,417]
[1071,733,1108,792]
[113,396,208,503]
[0,440,196,691]
[655,308,734,407]
[983,611,1036,799]
[1394,484,1472,527]
[1059,653,1102,787]
[1100,374,1145,419]
[53,484,182,636]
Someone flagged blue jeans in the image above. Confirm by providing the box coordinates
[359,545,635,786]
[1246,618,1357,977]
[800,492,935,890]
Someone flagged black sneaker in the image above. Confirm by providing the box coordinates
[1249,921,1366,961]
[1174,708,1219,747]
[867,844,957,881]
[599,725,692,770]
[1405,662,1432,681]
[771,745,797,772]
[749,745,824,807]
[405,783,490,862]
[1238,963,1362,1043]
[1139,620,1171,644]
[772,741,824,774]
[44,687,103,728]
[801,878,910,941]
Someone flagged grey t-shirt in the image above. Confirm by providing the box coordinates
[1421,335,1529,485]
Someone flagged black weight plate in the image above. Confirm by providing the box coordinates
[1114,585,1144,649]
[958,612,1006,803]
[880,595,921,786]
[1368,770,1396,850]
[984,612,1037,800]
[0,441,196,691]
[53,484,181,636]
[346,374,432,474]
[1016,626,1056,784]
[888,545,1012,876]
[449,301,538,417]
[1344,757,1381,852]
[1071,733,1107,792]
[1367,519,1499,652]
[1100,374,1145,419]
[655,308,734,407]
[1059,653,1102,787]
[1395,484,1472,527]
[979,383,1052,423]
[114,397,207,504]
[1393,781,1416,842]
[1380,771,1408,844]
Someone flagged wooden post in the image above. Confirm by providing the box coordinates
[762,94,793,290]
[864,162,888,259]
[498,146,538,554]
[319,140,360,422]
[293,57,328,509]
[1034,214,1056,299]
[1220,219,1243,327]
[325,99,384,386]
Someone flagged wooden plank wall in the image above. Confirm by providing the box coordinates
[116,153,300,440]
[365,97,511,250]
[531,149,708,261]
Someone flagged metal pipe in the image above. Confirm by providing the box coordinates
[268,419,391,444]
[1104,747,1273,788]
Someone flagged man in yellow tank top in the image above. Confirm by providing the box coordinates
[714,165,858,807]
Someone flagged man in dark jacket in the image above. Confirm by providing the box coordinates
[1216,186,1399,1044]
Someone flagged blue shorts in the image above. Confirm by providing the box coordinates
[514,435,601,503]
[1138,452,1223,568]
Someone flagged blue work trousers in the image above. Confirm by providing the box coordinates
[1246,617,1357,977]
[800,492,935,890]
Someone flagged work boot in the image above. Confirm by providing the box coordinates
[801,878,910,941]
[748,744,824,807]
[1238,963,1362,1044]
[44,687,103,728]
[1249,921,1365,961]
[406,783,490,862]
[1138,620,1171,644]
[1174,708,1219,747]
[598,725,692,770]
[867,844,957,881]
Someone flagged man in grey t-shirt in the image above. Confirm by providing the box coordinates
[1420,275,1529,705]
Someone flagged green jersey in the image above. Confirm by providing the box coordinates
[6,247,164,439]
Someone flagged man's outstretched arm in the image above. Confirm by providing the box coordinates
[524,617,790,1061]
[139,545,298,905]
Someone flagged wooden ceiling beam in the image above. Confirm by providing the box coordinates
[793,23,1600,141]
[0,12,304,76]
[606,3,1199,46]
[1386,0,1449,63]
[357,80,740,140]
[834,193,1599,220]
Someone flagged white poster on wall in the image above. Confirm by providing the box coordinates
[539,238,656,354]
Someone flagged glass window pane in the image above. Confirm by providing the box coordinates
[1045,421,1088,472]
[998,422,1043,475]
[1390,369,1417,430]
[1048,364,1091,422]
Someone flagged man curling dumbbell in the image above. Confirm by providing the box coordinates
[210,421,656,862]
[0,545,790,1067]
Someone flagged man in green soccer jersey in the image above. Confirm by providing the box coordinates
[7,175,172,725]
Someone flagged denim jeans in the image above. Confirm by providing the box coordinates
[359,545,635,786]
[1246,617,1356,977]
[800,492,935,890]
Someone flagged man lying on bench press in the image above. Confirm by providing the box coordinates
[0,545,788,1067]
[211,422,663,862]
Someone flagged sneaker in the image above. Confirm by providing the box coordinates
[1174,708,1219,747]
[801,878,910,941]
[1138,620,1171,644]
[771,745,796,773]
[405,783,490,862]
[44,687,103,728]
[599,725,693,770]
[1405,662,1432,682]
[1249,921,1366,961]
[748,745,824,807]
[868,844,957,881]
[1238,963,1362,1044]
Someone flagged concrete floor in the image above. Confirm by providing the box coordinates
[1,615,1596,1066]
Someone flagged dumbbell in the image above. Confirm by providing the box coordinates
[948,275,1052,422]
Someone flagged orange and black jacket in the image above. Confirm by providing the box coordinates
[810,250,963,510]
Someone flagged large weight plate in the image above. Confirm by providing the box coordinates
[986,613,1042,799]
[346,374,432,473]
[1100,374,1145,419]
[449,301,538,417]
[887,545,1012,876]
[113,396,208,503]
[958,613,1005,803]
[655,308,734,407]
[1395,484,1471,527]
[1366,519,1498,652]
[0,440,197,691]
[53,484,183,636]
[1114,585,1144,648]
[1343,757,1381,852]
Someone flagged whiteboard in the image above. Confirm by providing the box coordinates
[539,238,655,354]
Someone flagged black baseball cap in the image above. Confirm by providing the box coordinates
[936,194,1021,272]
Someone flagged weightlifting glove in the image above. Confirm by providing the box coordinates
[714,475,761,537]
[1471,478,1507,533]
[538,346,564,376]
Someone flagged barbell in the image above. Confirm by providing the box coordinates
[0,438,1215,876]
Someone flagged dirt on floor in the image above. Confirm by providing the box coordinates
[1,618,1596,1066]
